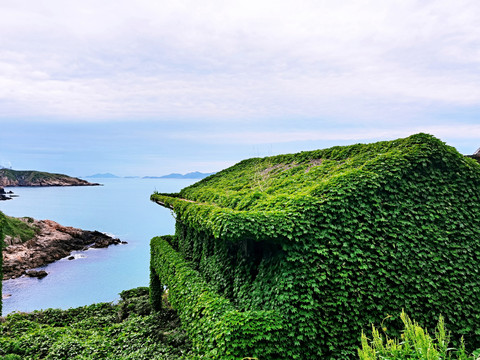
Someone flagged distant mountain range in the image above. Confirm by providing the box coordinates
[85,173,120,179]
[144,171,216,179]
[86,172,215,179]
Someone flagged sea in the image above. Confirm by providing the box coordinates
[0,178,197,316]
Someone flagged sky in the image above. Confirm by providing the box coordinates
[0,0,479,177]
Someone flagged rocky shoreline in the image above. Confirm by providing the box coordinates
[2,218,126,280]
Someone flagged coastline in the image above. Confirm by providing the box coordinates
[2,217,126,280]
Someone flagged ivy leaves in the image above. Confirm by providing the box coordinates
[150,133,480,359]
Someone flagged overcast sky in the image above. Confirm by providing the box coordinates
[1,0,479,177]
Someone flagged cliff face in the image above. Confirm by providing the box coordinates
[0,169,99,187]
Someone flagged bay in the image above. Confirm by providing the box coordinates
[0,178,196,315]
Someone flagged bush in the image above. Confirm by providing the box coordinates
[359,311,480,360]
[0,288,191,359]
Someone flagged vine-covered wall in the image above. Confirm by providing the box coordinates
[151,134,480,359]
[150,235,284,359]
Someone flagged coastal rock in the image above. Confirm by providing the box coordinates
[2,218,124,280]
[25,270,48,278]
[0,187,11,200]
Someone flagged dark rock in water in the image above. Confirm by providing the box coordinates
[121,241,128,244]
[25,270,48,278]
[0,187,11,200]
[68,256,75,260]
[88,231,121,248]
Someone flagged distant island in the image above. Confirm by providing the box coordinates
[0,169,99,187]
[85,172,215,179]
[144,171,216,179]
[85,173,120,179]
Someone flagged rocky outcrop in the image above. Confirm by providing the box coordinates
[25,270,48,278]
[2,218,125,280]
[466,148,480,164]
[0,169,100,187]
[0,187,11,200]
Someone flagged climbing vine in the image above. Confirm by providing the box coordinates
[151,134,480,359]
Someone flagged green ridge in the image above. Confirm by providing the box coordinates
[0,168,95,186]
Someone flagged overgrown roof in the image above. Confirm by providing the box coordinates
[151,133,479,242]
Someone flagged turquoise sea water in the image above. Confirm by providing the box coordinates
[0,178,196,315]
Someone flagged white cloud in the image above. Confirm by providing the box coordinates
[0,0,480,123]
[170,124,480,145]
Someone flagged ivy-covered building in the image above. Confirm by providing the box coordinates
[150,133,480,359]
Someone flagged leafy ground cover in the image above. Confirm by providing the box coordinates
[0,287,192,360]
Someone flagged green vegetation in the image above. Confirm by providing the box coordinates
[151,133,480,358]
[359,311,480,360]
[0,211,38,246]
[0,211,35,314]
[0,287,192,359]
[151,236,283,359]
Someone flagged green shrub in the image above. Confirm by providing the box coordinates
[359,311,480,360]
[0,288,191,359]
[151,134,480,359]
[0,355,22,360]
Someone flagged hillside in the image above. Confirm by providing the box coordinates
[0,211,37,245]
[0,169,99,187]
